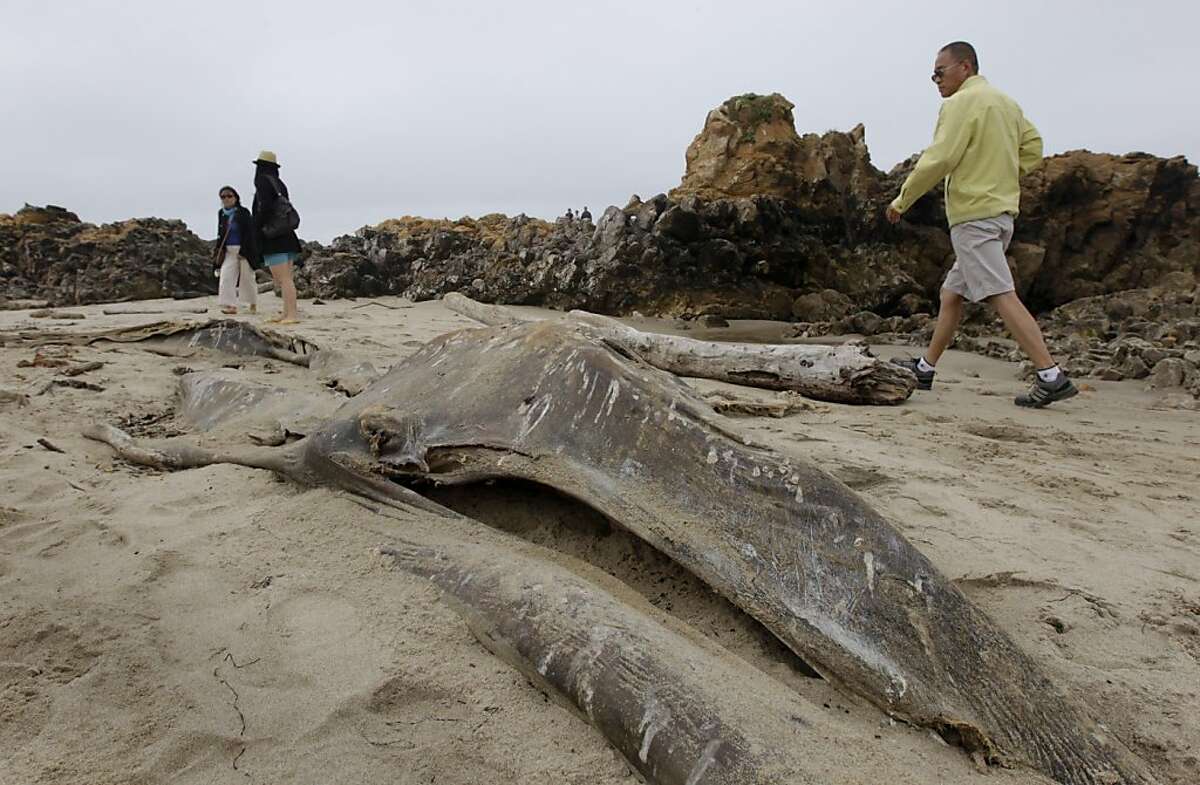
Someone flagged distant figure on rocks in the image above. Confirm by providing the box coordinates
[213,186,260,315]
[565,208,575,222]
[252,150,302,324]
[886,41,1077,408]
[580,206,592,222]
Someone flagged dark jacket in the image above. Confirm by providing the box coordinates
[215,205,262,269]
[252,164,303,256]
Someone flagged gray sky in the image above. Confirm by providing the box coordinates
[3,1,1196,242]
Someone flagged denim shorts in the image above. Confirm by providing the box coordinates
[263,252,299,267]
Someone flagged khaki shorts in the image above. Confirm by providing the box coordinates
[944,214,1016,302]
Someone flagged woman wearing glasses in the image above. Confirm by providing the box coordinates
[214,186,260,315]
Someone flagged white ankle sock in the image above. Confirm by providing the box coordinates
[1036,365,1062,382]
[917,357,936,373]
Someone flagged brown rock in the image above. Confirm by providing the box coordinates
[792,289,853,322]
[671,94,882,214]
[1150,358,1189,388]
[1006,241,1046,297]
[671,93,806,201]
[846,311,884,336]
[1118,355,1151,379]
[1015,152,1200,311]
[655,205,702,243]
[1099,366,1125,381]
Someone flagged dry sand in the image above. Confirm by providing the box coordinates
[0,291,1196,785]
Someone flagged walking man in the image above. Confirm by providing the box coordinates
[887,41,1077,408]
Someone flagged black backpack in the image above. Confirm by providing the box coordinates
[260,177,301,239]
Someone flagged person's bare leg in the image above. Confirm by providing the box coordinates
[267,263,288,320]
[280,261,299,320]
[988,292,1053,368]
[924,288,965,365]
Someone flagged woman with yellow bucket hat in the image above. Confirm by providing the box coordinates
[252,150,303,324]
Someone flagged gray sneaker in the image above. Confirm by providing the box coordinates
[1015,374,1078,408]
[890,357,934,390]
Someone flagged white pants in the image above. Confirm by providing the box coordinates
[218,246,257,308]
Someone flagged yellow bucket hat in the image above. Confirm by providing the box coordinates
[253,150,278,165]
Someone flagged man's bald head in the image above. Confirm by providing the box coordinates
[932,41,979,97]
[939,41,978,74]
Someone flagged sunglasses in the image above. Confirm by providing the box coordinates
[931,63,962,82]
[220,194,236,200]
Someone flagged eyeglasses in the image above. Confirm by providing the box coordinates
[931,63,963,82]
[220,194,236,200]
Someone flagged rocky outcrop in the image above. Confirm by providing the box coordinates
[0,205,216,306]
[671,93,884,226]
[670,93,811,201]
[296,93,1197,322]
[295,203,803,319]
[6,95,1198,319]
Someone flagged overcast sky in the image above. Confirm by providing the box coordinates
[2,1,1196,242]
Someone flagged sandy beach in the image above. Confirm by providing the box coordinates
[1,290,1197,785]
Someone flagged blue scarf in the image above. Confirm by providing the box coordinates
[222,206,242,246]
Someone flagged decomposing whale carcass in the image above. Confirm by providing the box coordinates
[84,319,1157,785]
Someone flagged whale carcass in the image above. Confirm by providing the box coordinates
[85,319,1157,785]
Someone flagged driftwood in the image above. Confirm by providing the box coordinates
[700,389,826,418]
[0,299,50,311]
[62,361,104,377]
[82,320,1154,785]
[442,293,916,405]
[350,300,410,311]
[0,319,316,367]
[17,352,69,368]
[36,438,66,454]
[29,309,86,319]
[101,306,208,315]
[37,378,105,395]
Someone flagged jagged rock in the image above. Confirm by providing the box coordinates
[792,289,853,322]
[1118,354,1151,380]
[0,204,216,305]
[654,205,701,243]
[671,94,805,201]
[843,311,884,336]
[1150,358,1191,388]
[1017,153,1200,311]
[634,194,668,231]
